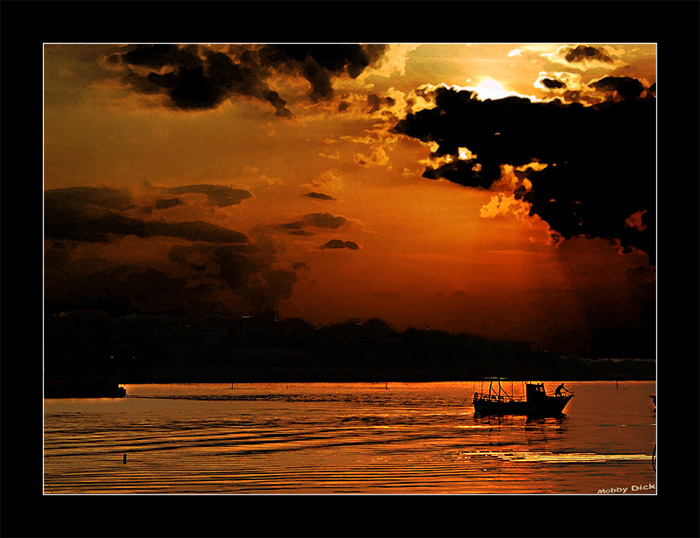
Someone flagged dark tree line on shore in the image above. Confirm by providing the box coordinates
[44,310,655,383]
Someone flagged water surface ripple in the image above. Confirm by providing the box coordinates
[44,381,657,494]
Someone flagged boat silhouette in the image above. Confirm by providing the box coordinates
[473,378,573,417]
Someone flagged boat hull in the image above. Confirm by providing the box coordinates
[473,394,573,416]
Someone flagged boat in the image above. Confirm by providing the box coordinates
[472,378,573,416]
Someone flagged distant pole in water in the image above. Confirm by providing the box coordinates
[123,454,127,464]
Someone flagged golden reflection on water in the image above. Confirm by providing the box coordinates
[44,381,656,494]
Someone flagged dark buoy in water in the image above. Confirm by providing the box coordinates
[123,454,127,464]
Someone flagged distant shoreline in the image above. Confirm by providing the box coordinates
[44,312,656,386]
[115,370,656,385]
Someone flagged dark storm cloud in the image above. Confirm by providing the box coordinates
[45,187,248,243]
[588,76,645,100]
[115,44,292,116]
[542,78,567,90]
[302,191,337,201]
[113,44,387,115]
[258,44,387,102]
[563,45,614,64]
[393,84,656,261]
[166,184,252,207]
[120,43,201,69]
[319,239,360,250]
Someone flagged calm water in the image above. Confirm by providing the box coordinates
[43,381,656,494]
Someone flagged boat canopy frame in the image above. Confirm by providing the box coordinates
[473,378,554,403]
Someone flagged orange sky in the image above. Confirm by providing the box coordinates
[43,43,657,356]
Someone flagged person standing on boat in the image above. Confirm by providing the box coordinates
[555,383,570,396]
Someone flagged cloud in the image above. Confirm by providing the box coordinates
[534,72,600,103]
[588,76,646,100]
[392,84,656,262]
[168,242,297,312]
[480,192,532,220]
[45,240,297,317]
[110,44,388,116]
[114,44,293,116]
[563,45,614,64]
[366,92,395,113]
[305,168,345,193]
[166,184,252,207]
[258,44,387,101]
[45,187,248,243]
[319,239,360,250]
[280,212,348,233]
[550,45,626,72]
[624,210,647,231]
[541,78,567,89]
[44,186,298,318]
[535,71,650,105]
[354,145,390,167]
[359,44,419,79]
[302,191,337,201]
[44,186,132,210]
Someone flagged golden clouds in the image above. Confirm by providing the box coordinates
[535,70,652,104]
[353,145,390,167]
[305,169,345,193]
[480,193,531,220]
[359,44,421,80]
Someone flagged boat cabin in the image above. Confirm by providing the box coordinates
[525,382,547,402]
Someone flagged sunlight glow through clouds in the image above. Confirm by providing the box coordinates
[465,77,539,102]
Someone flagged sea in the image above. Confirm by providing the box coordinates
[43,381,656,495]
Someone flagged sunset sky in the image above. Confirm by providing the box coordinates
[43,43,657,357]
